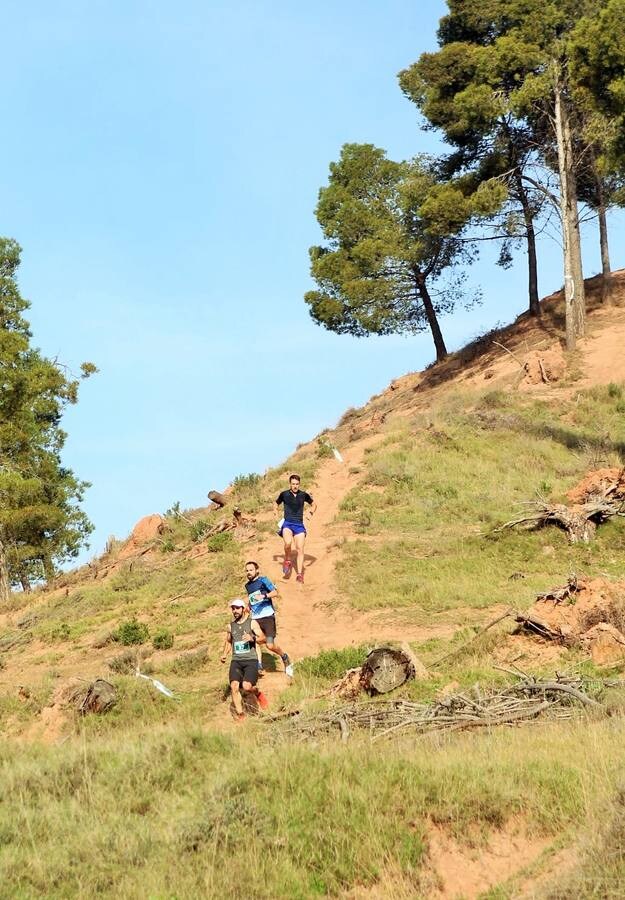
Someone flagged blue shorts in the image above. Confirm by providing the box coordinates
[280,520,307,537]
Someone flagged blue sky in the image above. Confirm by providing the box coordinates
[2,1,623,560]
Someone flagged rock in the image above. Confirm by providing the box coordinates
[582,623,625,665]
[77,679,117,715]
[118,514,165,559]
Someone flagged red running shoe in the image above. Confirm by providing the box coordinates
[256,691,269,710]
[296,572,304,584]
[282,559,292,578]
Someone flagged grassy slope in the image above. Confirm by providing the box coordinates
[2,305,625,895]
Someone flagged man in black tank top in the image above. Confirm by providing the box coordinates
[220,599,269,721]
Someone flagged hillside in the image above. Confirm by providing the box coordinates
[2,273,625,898]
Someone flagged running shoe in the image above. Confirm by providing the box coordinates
[296,572,304,584]
[282,559,292,578]
[256,691,269,710]
[257,667,265,678]
[285,663,294,678]
[234,713,245,724]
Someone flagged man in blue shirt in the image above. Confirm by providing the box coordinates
[244,561,294,678]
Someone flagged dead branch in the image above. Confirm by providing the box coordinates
[270,673,602,742]
[492,340,526,369]
[493,496,625,543]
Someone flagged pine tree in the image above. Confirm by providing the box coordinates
[305,144,502,363]
[400,0,623,349]
[0,238,95,600]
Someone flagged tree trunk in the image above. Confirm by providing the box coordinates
[0,536,10,604]
[415,273,448,362]
[597,186,612,304]
[20,574,31,594]
[554,69,586,350]
[515,174,541,317]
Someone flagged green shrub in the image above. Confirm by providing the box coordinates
[170,646,208,675]
[316,438,334,459]
[206,531,234,553]
[114,619,149,646]
[233,473,261,490]
[190,520,210,543]
[297,645,369,679]
[608,382,623,399]
[152,629,174,651]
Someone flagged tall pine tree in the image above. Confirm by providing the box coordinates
[0,238,94,600]
[305,144,502,363]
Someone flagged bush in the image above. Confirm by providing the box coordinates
[152,629,174,651]
[297,645,369,679]
[114,619,149,646]
[608,382,623,399]
[171,646,208,675]
[206,531,234,553]
[233,473,261,490]
[316,438,334,459]
[107,649,138,674]
[190,520,210,543]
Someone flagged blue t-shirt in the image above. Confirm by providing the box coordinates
[245,575,276,620]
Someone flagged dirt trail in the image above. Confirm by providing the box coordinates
[240,438,461,705]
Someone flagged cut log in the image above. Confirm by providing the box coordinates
[208,491,227,509]
[77,679,117,715]
[360,646,420,695]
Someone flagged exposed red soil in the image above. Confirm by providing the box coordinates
[566,467,625,505]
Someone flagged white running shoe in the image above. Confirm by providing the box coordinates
[285,663,294,678]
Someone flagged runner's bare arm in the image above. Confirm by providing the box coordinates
[220,626,232,663]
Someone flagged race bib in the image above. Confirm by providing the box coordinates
[234,640,252,654]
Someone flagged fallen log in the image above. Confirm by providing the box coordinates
[493,495,625,543]
[207,490,227,509]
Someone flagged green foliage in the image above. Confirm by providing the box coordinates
[190,519,210,543]
[316,437,334,459]
[206,531,234,553]
[306,144,493,362]
[0,719,624,896]
[170,646,208,675]
[297,645,370,679]
[0,238,94,591]
[114,619,149,646]
[232,473,261,490]
[336,386,625,617]
[152,629,174,651]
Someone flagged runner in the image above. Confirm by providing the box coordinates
[220,599,269,722]
[276,473,316,583]
[244,561,294,678]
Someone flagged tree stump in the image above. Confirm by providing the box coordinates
[360,645,421,695]
[77,679,117,714]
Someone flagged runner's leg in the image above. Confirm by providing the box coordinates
[294,531,306,575]
[282,527,294,575]
[230,680,243,716]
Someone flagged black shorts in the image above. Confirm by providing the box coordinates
[256,616,277,641]
[229,658,258,687]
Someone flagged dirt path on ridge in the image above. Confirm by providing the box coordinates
[239,437,462,707]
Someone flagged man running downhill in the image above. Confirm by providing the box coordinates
[220,599,269,722]
[276,474,316,583]
[244,561,294,678]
